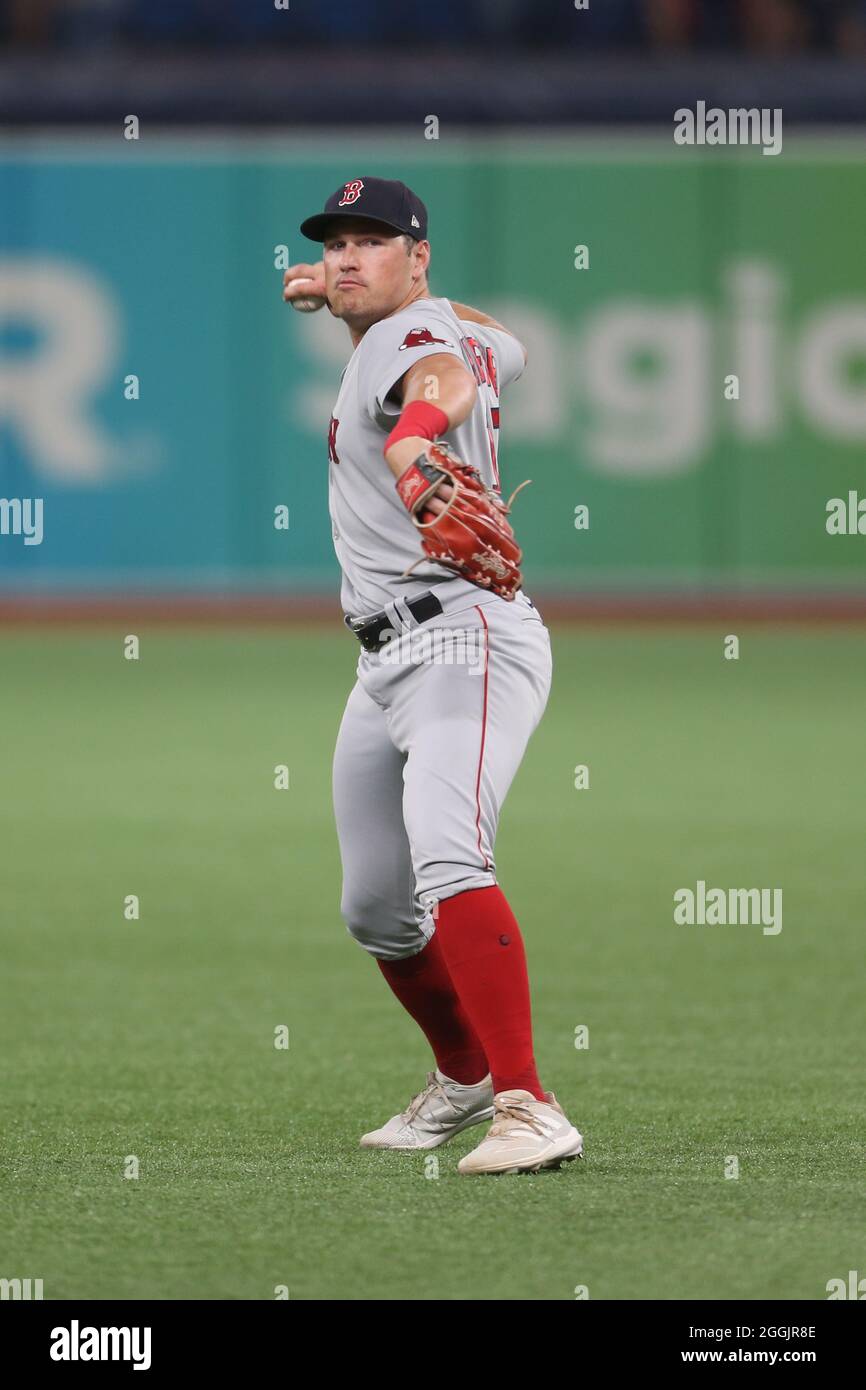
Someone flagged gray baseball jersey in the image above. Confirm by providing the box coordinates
[326,295,526,617]
[328,293,553,960]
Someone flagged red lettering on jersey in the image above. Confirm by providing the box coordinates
[338,179,364,207]
[327,415,340,465]
[460,335,488,386]
[399,327,449,351]
[491,407,500,430]
[485,347,499,395]
[486,422,500,490]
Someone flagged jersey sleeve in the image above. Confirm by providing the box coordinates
[481,324,526,391]
[359,312,465,425]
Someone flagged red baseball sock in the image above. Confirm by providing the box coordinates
[377,932,489,1086]
[433,885,546,1102]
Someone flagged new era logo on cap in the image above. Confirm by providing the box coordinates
[411,215,420,228]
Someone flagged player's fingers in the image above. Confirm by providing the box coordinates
[283,276,314,302]
[283,263,319,286]
[424,484,453,518]
[284,275,327,303]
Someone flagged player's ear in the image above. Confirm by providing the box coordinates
[413,239,431,282]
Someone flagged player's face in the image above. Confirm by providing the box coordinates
[322,220,426,327]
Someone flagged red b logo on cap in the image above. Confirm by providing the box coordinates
[338,179,365,206]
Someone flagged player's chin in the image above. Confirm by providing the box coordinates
[332,291,368,319]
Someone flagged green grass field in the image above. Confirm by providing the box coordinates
[1,623,864,1301]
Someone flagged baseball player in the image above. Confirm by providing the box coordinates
[285,177,583,1175]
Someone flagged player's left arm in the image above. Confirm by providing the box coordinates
[383,352,477,513]
[447,300,528,365]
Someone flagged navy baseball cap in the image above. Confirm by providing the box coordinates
[300,177,428,242]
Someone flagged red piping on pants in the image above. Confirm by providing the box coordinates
[473,605,492,871]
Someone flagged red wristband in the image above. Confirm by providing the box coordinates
[383,400,449,457]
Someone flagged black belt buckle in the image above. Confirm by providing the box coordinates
[346,591,444,652]
[345,612,384,651]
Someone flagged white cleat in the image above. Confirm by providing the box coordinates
[457,1088,584,1175]
[360,1069,495,1151]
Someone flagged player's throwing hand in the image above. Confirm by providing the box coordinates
[283,260,329,312]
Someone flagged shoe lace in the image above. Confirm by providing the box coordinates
[487,1097,547,1139]
[401,1071,450,1124]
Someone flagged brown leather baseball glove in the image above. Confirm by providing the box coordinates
[395,443,531,602]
